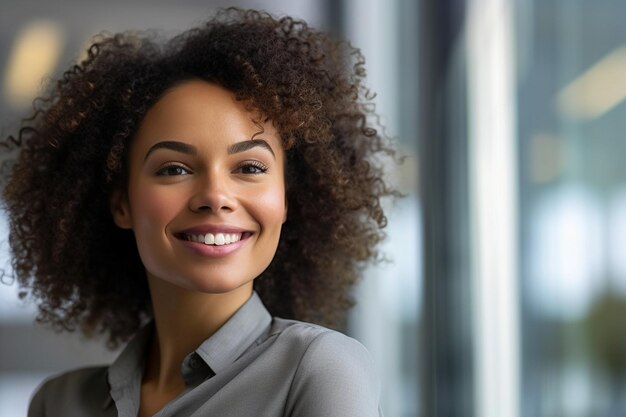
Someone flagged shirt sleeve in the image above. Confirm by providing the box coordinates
[285,330,383,417]
[27,382,46,417]
[25,367,112,417]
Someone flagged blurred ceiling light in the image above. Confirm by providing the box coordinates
[3,20,65,108]
[530,133,564,183]
[557,46,626,121]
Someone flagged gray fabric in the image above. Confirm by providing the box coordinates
[28,292,383,417]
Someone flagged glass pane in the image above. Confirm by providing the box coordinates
[516,1,626,415]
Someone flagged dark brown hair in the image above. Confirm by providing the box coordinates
[2,8,396,346]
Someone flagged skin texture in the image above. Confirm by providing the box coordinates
[113,81,286,295]
[113,81,288,416]
[2,8,397,347]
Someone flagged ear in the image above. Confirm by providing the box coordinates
[110,189,133,229]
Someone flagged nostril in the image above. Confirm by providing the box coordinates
[189,203,234,213]
[188,191,236,213]
[189,203,211,213]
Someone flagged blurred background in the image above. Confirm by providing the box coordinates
[1,0,625,416]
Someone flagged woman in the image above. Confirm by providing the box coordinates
[3,8,395,417]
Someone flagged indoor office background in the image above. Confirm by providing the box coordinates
[0,1,624,417]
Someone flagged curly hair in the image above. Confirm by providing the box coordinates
[2,8,395,346]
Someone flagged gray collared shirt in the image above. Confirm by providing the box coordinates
[28,293,383,416]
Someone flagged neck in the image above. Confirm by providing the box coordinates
[143,276,253,389]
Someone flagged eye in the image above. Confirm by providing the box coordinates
[236,161,268,175]
[155,164,192,176]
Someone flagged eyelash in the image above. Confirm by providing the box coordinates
[154,161,268,176]
[236,160,268,175]
[155,164,191,176]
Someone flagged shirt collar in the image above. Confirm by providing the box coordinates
[107,323,153,388]
[105,322,153,412]
[195,291,272,374]
[107,291,272,389]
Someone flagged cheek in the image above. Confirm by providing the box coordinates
[130,185,181,234]
[253,185,287,231]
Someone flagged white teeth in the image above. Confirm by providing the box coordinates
[187,232,242,246]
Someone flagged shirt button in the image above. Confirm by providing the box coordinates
[189,354,202,370]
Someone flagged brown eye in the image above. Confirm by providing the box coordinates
[236,161,268,175]
[155,164,191,176]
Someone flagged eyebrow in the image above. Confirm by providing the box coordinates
[228,139,275,158]
[144,139,276,161]
[144,141,197,161]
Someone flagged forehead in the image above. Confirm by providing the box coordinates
[133,80,282,151]
[152,80,245,111]
[143,81,253,130]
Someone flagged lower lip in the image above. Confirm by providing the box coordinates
[177,236,249,257]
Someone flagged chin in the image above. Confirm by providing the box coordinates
[175,274,255,295]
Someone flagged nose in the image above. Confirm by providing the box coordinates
[188,172,236,214]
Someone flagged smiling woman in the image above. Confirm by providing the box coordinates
[1,7,395,417]
[113,81,287,300]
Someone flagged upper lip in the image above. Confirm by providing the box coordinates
[175,224,253,236]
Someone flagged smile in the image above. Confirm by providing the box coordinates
[184,232,243,246]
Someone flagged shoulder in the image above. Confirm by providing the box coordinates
[273,319,382,417]
[274,319,373,371]
[28,367,111,417]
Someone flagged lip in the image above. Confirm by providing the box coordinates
[173,224,254,258]
[176,224,252,235]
